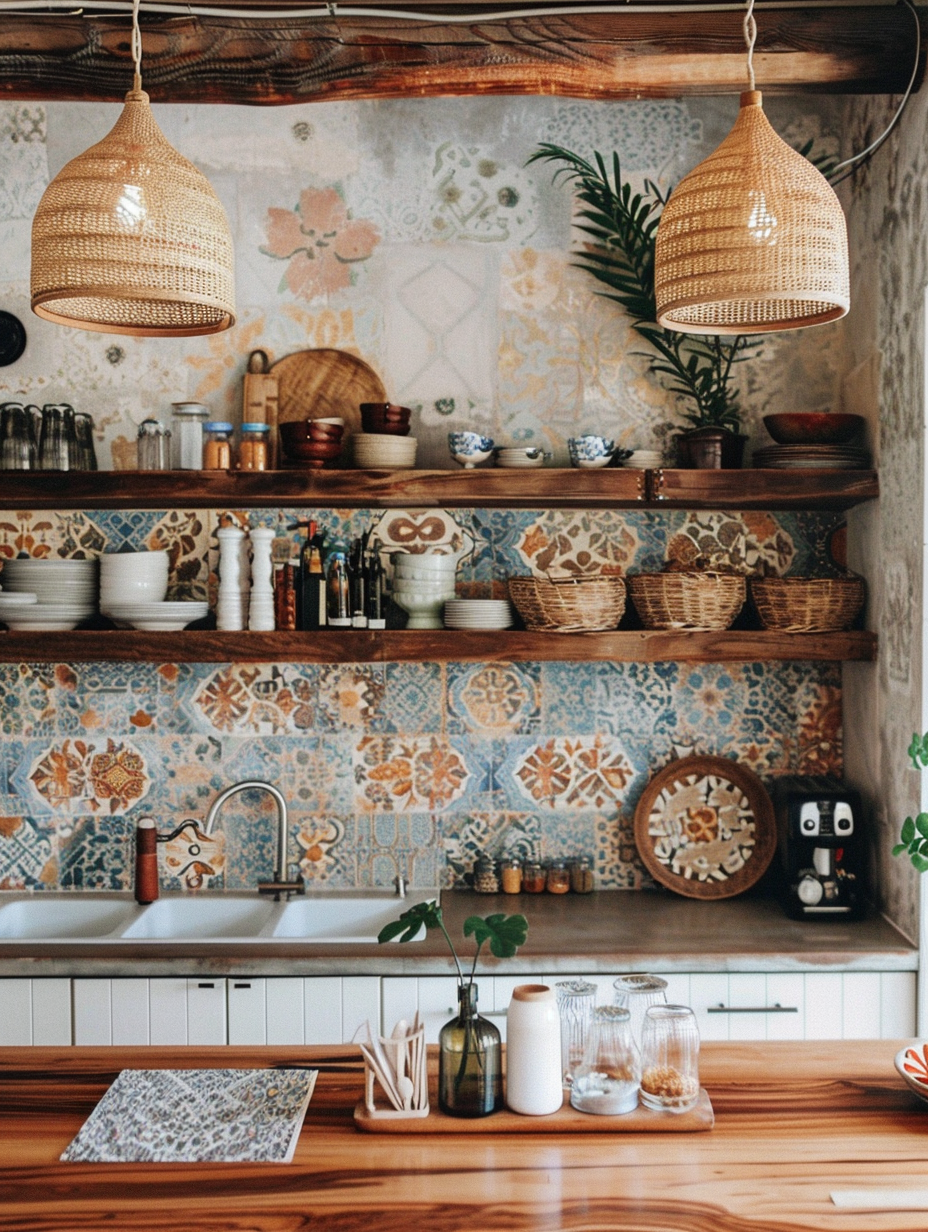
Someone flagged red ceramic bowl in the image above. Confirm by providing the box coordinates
[361,403,412,436]
[763,413,865,445]
[279,422,343,467]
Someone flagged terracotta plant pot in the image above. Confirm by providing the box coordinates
[677,428,747,469]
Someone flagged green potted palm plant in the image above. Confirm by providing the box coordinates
[528,144,758,467]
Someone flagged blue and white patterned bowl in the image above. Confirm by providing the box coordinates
[449,431,495,469]
[568,435,616,468]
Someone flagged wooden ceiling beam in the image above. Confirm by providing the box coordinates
[0,6,918,104]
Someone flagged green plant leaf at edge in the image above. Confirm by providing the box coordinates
[463,913,529,959]
[376,898,443,945]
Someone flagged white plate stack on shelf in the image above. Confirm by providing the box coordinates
[391,550,457,629]
[624,450,664,470]
[353,432,418,470]
[0,557,98,630]
[99,549,207,632]
[443,598,514,630]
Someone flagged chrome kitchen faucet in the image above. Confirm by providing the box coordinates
[203,780,305,901]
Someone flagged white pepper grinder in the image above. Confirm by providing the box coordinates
[505,984,563,1115]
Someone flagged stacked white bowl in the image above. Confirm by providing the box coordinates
[99,551,169,612]
[353,432,418,470]
[494,447,547,469]
[392,551,457,629]
[0,557,98,630]
[443,599,514,630]
[625,449,664,470]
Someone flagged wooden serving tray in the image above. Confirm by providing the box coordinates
[354,1087,713,1133]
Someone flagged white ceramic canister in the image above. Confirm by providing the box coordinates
[505,983,563,1115]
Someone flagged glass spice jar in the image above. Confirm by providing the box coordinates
[473,854,500,893]
[546,858,571,894]
[203,421,233,469]
[570,856,595,894]
[170,402,208,469]
[500,856,522,895]
[237,422,270,471]
[522,860,546,894]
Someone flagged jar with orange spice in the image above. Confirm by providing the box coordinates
[522,860,546,894]
[203,421,232,469]
[237,422,270,471]
[500,856,523,895]
[546,858,571,894]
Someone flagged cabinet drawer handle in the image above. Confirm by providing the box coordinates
[197,982,215,989]
[706,1003,798,1014]
[233,982,252,990]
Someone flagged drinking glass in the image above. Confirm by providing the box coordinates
[612,974,668,1047]
[639,1004,700,1113]
[74,412,97,471]
[555,979,597,1087]
[0,402,36,470]
[38,403,77,471]
[137,418,171,471]
[569,1006,640,1115]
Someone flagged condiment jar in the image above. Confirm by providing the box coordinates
[203,421,233,470]
[546,858,570,894]
[137,418,171,471]
[570,856,595,894]
[473,854,500,893]
[237,422,270,471]
[170,402,208,469]
[500,855,522,895]
[522,860,546,894]
[570,1006,641,1115]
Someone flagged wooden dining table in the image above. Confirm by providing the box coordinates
[2,1040,928,1231]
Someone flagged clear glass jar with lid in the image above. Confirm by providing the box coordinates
[546,857,570,894]
[522,859,546,894]
[570,855,595,894]
[500,855,522,894]
[137,418,171,471]
[203,421,233,470]
[473,853,500,893]
[170,402,209,469]
[237,422,270,471]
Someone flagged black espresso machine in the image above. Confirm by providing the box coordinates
[772,776,865,919]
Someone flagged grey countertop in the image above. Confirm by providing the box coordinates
[0,890,916,977]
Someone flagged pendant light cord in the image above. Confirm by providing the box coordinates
[743,0,756,92]
[131,0,143,92]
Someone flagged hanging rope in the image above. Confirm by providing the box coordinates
[743,0,756,92]
[131,0,143,92]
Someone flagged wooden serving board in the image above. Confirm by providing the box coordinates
[354,1087,713,1133]
[270,347,386,436]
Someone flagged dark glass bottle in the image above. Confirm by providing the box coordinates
[367,549,386,629]
[298,520,327,631]
[326,548,351,628]
[438,982,502,1118]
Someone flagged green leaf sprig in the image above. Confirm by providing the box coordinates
[893,730,928,871]
[378,899,528,988]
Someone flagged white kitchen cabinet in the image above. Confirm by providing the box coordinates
[267,976,304,1045]
[227,978,267,1046]
[73,978,112,1045]
[112,979,150,1046]
[31,979,72,1046]
[186,979,227,1045]
[0,979,32,1046]
[149,978,188,1046]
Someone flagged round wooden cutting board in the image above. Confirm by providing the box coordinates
[633,754,776,900]
[270,348,387,437]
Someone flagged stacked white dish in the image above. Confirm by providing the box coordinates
[353,433,418,470]
[625,450,664,470]
[391,551,457,629]
[99,550,169,611]
[104,601,209,632]
[494,447,547,469]
[0,557,98,630]
[443,599,513,630]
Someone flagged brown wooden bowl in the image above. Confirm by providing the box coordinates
[763,413,865,445]
[361,403,412,435]
[278,422,344,467]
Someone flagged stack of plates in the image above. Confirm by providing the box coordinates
[443,599,514,630]
[0,557,98,629]
[104,601,209,632]
[752,445,870,469]
[353,433,418,470]
[625,450,664,470]
[494,448,546,469]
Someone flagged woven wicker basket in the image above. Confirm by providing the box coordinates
[508,574,626,633]
[627,572,746,631]
[750,575,865,633]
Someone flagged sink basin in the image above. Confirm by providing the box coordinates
[273,892,432,941]
[0,896,140,939]
[120,896,278,940]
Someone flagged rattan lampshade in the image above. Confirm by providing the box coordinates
[31,88,235,337]
[654,91,849,336]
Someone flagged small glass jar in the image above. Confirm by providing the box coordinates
[203,421,233,470]
[473,854,499,893]
[522,860,546,894]
[639,1004,700,1113]
[570,856,595,894]
[612,974,668,1048]
[170,402,208,469]
[238,422,270,471]
[555,979,597,1087]
[570,1006,641,1115]
[500,856,522,895]
[137,418,171,471]
[546,858,570,894]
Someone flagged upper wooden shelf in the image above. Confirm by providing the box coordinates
[0,628,877,664]
[0,468,878,512]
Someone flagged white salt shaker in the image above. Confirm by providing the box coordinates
[505,983,562,1115]
[216,525,245,631]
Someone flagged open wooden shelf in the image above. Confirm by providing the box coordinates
[0,468,878,511]
[0,628,878,664]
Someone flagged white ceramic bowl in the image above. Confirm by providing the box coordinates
[392,591,448,629]
[392,576,455,593]
[391,552,457,574]
[0,592,38,606]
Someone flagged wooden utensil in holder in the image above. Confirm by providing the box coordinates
[242,349,280,468]
[359,1017,429,1119]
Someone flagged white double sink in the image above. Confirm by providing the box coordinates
[0,891,435,944]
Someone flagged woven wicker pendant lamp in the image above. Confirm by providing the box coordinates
[30,0,234,337]
[654,0,849,336]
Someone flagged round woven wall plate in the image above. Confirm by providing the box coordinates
[633,754,776,900]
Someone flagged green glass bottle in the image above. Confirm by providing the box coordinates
[438,982,502,1117]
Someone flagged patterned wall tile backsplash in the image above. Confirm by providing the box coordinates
[0,505,846,894]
